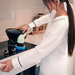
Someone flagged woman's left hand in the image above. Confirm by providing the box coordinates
[0,60,14,72]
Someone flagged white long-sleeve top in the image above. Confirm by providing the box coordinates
[12,10,69,75]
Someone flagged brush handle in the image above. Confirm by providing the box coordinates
[28,28,33,33]
[17,28,33,44]
[23,28,33,38]
[22,30,27,34]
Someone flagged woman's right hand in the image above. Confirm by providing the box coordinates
[23,25,31,36]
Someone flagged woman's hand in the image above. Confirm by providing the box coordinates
[23,25,31,36]
[0,60,13,72]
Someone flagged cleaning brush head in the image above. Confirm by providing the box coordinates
[15,44,25,53]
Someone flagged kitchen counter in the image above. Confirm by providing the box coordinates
[0,33,44,75]
[0,42,40,75]
[25,33,44,45]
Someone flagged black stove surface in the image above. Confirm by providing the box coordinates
[0,41,36,60]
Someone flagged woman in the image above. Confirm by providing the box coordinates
[0,0,75,75]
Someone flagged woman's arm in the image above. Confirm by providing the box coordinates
[23,10,56,36]
[0,16,68,73]
[12,19,68,69]
[28,10,56,28]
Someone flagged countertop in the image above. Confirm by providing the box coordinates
[25,33,44,45]
[0,33,44,75]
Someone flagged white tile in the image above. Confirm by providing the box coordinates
[0,0,14,20]
[0,36,8,42]
[43,9,49,14]
[15,9,44,27]
[0,30,6,36]
[0,20,14,29]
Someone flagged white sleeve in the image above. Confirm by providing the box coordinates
[28,13,50,28]
[28,10,56,28]
[12,20,68,69]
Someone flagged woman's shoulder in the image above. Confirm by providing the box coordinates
[52,16,69,26]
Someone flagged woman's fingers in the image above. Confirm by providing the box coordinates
[26,29,30,36]
[23,28,26,33]
[23,25,31,35]
[0,60,14,72]
[7,69,11,73]
[2,64,13,72]
[0,64,6,70]
[23,28,28,36]
[7,66,13,72]
[7,67,13,73]
[2,65,9,72]
[0,60,8,64]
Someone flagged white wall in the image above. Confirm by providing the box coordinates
[14,0,44,27]
[0,0,45,42]
[0,0,15,42]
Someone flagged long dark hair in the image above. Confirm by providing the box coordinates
[43,0,75,56]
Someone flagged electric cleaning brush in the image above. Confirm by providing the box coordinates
[15,28,33,53]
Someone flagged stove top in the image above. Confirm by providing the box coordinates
[0,41,36,60]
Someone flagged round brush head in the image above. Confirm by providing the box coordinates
[15,43,25,53]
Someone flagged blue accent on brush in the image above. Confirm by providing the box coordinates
[15,45,25,50]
